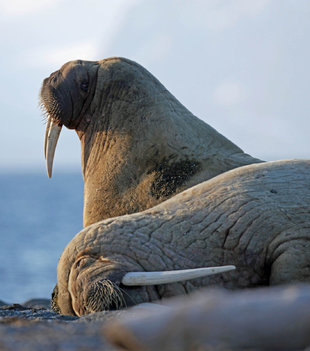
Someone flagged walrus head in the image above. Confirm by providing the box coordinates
[52,247,235,316]
[40,60,99,177]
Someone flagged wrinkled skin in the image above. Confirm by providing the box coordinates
[40,57,261,227]
[54,160,310,316]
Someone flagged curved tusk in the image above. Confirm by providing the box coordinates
[44,118,52,159]
[121,265,236,286]
[45,122,62,178]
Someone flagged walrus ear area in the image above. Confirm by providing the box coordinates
[76,69,90,96]
[60,61,90,97]
[80,79,89,92]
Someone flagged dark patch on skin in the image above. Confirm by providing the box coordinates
[149,159,201,199]
[51,284,61,314]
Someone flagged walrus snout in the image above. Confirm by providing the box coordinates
[80,280,127,315]
[61,251,148,316]
[51,280,134,315]
[40,70,73,127]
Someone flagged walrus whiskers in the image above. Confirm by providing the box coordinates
[86,280,126,313]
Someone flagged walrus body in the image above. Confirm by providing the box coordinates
[54,160,310,316]
[41,57,261,227]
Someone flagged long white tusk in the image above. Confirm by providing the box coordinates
[121,265,236,286]
[45,122,62,178]
[44,118,52,159]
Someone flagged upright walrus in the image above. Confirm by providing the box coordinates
[40,57,261,227]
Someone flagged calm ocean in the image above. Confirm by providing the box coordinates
[0,172,84,303]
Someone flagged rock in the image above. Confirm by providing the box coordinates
[22,298,51,310]
[0,304,77,322]
[0,304,113,351]
[0,303,141,350]
[0,320,116,351]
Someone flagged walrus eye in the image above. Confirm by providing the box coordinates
[80,80,89,92]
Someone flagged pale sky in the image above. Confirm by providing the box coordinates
[1,0,309,172]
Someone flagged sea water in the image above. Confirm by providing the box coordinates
[0,172,84,303]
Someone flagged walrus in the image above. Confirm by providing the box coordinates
[53,160,310,316]
[40,57,261,227]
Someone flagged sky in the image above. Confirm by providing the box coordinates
[1,0,309,173]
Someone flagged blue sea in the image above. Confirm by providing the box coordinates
[0,172,84,304]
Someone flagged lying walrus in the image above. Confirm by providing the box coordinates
[40,57,261,227]
[53,160,310,316]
